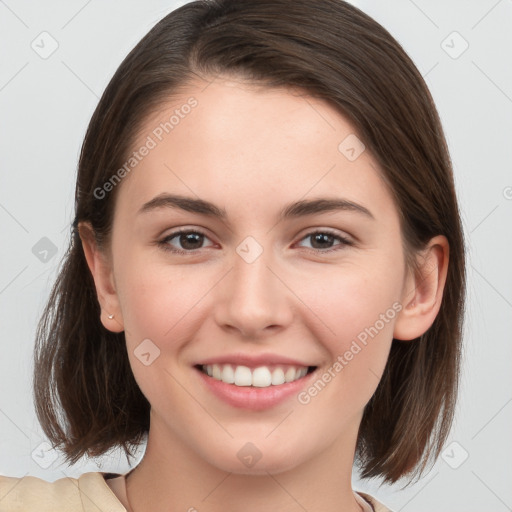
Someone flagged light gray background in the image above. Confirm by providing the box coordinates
[1,1,511,511]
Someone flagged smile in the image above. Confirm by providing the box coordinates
[198,364,316,387]
[195,363,318,410]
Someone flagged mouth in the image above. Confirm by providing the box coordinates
[195,363,317,387]
[193,355,320,410]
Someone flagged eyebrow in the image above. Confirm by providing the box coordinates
[138,193,375,221]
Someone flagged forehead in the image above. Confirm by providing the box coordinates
[115,77,397,224]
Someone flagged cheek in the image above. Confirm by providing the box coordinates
[300,261,401,340]
[297,262,401,394]
[115,253,208,343]
[114,259,207,405]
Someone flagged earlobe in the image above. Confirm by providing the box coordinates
[78,221,125,333]
[393,235,449,341]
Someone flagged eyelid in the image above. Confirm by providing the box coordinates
[297,226,353,241]
[293,228,354,252]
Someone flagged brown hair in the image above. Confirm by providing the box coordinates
[33,0,466,484]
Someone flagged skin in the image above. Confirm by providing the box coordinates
[80,76,449,512]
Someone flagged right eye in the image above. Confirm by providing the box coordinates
[158,229,216,254]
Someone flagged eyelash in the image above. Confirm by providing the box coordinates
[157,228,354,255]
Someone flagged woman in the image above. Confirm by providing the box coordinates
[0,1,465,511]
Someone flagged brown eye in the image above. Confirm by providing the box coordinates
[310,233,336,249]
[178,232,204,250]
[297,230,353,252]
[159,230,215,254]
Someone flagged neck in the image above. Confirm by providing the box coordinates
[125,415,364,512]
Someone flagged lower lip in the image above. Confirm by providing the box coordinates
[195,367,316,411]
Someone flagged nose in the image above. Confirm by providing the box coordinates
[213,246,294,339]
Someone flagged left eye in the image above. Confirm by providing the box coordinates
[297,231,352,251]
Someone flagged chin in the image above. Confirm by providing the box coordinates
[199,438,313,476]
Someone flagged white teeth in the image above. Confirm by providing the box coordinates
[234,365,252,386]
[284,367,296,382]
[252,367,272,387]
[271,367,285,385]
[202,364,310,387]
[221,364,235,384]
[212,364,222,380]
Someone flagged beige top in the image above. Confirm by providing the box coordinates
[0,471,393,511]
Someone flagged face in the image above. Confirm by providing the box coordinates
[96,77,416,475]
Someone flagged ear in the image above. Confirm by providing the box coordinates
[78,221,124,333]
[393,235,449,341]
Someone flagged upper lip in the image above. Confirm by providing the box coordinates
[195,353,318,368]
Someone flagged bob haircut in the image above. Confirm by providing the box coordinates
[33,0,466,485]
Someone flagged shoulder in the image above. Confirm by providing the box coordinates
[0,472,126,512]
[357,491,395,512]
